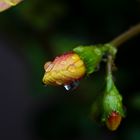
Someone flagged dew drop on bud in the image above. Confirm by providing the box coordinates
[64,81,80,91]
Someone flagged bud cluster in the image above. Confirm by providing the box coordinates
[42,45,126,131]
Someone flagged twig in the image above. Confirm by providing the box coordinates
[110,23,140,47]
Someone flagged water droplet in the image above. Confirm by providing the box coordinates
[64,81,80,91]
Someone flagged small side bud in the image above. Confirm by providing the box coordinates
[90,96,102,123]
[102,74,125,131]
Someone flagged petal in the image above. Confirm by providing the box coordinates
[0,0,22,12]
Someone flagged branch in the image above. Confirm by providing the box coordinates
[110,23,140,47]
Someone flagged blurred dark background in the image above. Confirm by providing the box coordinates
[0,0,140,140]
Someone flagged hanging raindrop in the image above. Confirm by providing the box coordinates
[64,80,80,91]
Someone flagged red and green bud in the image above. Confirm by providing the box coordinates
[42,52,86,86]
[106,111,122,131]
[102,74,125,131]
[90,76,125,131]
[0,0,22,12]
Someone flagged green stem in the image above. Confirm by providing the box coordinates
[106,23,140,76]
[107,54,113,76]
[106,54,114,91]
[110,23,140,47]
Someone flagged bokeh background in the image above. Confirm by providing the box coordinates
[0,0,140,140]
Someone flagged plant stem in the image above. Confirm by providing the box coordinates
[106,54,113,78]
[110,23,140,47]
[107,23,140,74]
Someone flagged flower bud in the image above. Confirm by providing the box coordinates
[102,74,125,131]
[106,111,122,131]
[42,52,86,86]
[0,0,22,12]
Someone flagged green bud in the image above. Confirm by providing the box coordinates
[102,73,125,129]
[91,73,125,130]
[73,45,105,75]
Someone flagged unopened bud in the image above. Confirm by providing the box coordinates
[101,74,125,131]
[42,52,86,86]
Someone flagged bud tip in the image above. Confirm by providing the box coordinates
[106,111,122,131]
